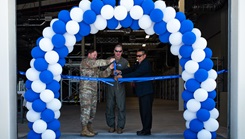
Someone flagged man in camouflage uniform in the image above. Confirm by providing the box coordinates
[80,49,115,137]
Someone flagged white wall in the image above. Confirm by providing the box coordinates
[0,0,17,139]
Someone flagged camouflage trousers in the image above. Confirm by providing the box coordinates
[80,89,97,126]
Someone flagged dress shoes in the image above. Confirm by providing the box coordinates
[136,130,151,136]
[108,127,115,133]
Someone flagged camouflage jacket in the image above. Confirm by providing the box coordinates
[80,58,112,92]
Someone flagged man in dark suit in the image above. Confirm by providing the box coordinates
[115,48,154,136]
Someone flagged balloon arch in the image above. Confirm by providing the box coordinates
[24,0,219,138]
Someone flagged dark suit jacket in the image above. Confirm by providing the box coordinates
[121,58,153,97]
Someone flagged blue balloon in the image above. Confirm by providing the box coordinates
[189,119,204,132]
[52,20,66,34]
[28,122,33,129]
[181,90,193,101]
[183,129,197,139]
[25,80,32,89]
[54,91,60,99]
[196,109,210,122]
[32,99,46,112]
[31,46,45,58]
[130,20,140,30]
[204,47,213,58]
[194,68,208,82]
[182,31,196,45]
[46,80,60,92]
[208,90,217,99]
[150,9,163,23]
[54,46,69,58]
[58,58,66,67]
[55,129,61,138]
[134,0,144,5]
[103,0,116,7]
[52,34,66,48]
[41,109,55,123]
[154,21,167,35]
[48,119,60,131]
[36,37,43,46]
[83,10,97,24]
[141,0,154,14]
[185,79,200,92]
[79,22,91,36]
[40,70,54,84]
[211,131,217,139]
[175,12,186,22]
[120,14,133,28]
[75,33,83,42]
[159,31,170,43]
[199,58,214,71]
[58,10,71,23]
[107,17,118,30]
[180,57,191,68]
[24,89,40,102]
[179,19,194,33]
[34,58,48,71]
[179,45,193,58]
[91,0,104,15]
[27,130,41,139]
[201,98,216,110]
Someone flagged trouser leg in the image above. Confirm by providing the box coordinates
[116,90,126,129]
[80,90,92,126]
[105,86,116,128]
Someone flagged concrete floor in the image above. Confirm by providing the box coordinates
[18,97,227,139]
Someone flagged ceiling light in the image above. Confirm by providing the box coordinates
[142,44,146,47]
[145,35,150,39]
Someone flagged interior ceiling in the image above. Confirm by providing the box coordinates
[17,0,227,64]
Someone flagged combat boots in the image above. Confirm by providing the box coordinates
[80,125,95,137]
[87,123,98,135]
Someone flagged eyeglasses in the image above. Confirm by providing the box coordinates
[136,54,144,57]
[114,50,122,53]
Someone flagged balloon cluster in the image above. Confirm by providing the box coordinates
[24,0,219,138]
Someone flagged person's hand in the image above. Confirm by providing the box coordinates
[109,58,115,63]
[109,63,114,69]
[114,75,122,81]
[114,70,122,75]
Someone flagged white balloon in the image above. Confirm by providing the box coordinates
[47,98,62,111]
[115,23,122,30]
[162,7,176,22]
[42,27,55,39]
[209,108,219,119]
[201,78,217,92]
[114,6,127,21]
[144,23,155,35]
[183,109,197,121]
[94,15,107,30]
[130,5,143,20]
[25,102,33,110]
[192,28,202,38]
[208,69,218,80]
[186,99,201,112]
[204,118,219,132]
[26,68,40,81]
[30,58,35,68]
[185,121,190,129]
[120,0,134,11]
[66,20,80,35]
[54,110,61,119]
[154,0,166,12]
[101,5,114,19]
[194,88,208,102]
[39,38,54,52]
[139,15,152,30]
[45,50,59,64]
[167,19,181,33]
[70,7,84,22]
[197,129,212,139]
[191,49,206,62]
[170,44,181,56]
[48,63,63,76]
[182,70,194,81]
[33,119,47,134]
[42,129,56,139]
[79,0,91,11]
[184,60,199,74]
[53,75,61,82]
[40,89,55,103]
[50,18,58,27]
[26,109,40,122]
[192,37,207,50]
[31,80,46,93]
[67,46,74,53]
[90,24,99,34]
[169,32,182,45]
[63,32,76,47]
